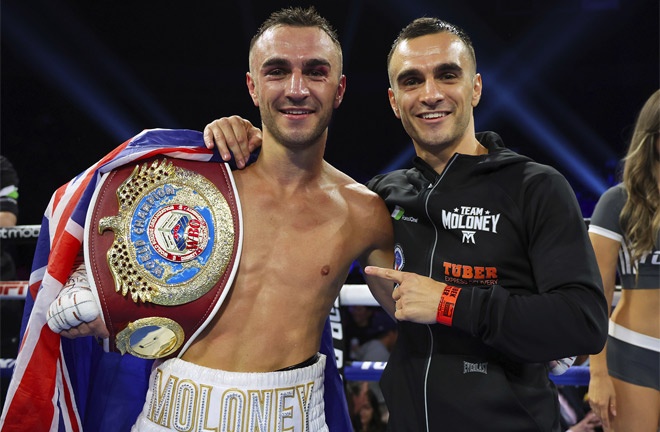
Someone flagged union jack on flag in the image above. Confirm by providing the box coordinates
[0,129,223,432]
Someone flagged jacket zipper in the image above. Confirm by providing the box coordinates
[421,154,458,432]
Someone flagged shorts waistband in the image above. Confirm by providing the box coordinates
[277,353,320,371]
[609,320,660,352]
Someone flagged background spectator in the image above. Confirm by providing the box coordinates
[351,387,387,432]
[0,155,20,404]
[343,305,382,360]
[352,310,397,421]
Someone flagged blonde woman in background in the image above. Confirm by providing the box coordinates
[587,89,660,431]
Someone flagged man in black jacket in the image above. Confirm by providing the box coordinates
[361,18,607,431]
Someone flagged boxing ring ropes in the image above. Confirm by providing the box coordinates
[1,224,612,387]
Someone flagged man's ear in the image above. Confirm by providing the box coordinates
[333,75,347,109]
[246,72,259,107]
[388,88,401,119]
[472,73,482,108]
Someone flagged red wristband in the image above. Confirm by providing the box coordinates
[436,285,461,326]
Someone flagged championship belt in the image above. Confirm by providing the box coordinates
[84,156,242,360]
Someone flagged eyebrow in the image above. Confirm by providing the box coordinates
[261,57,289,70]
[434,63,463,75]
[396,62,464,83]
[261,57,332,70]
[303,58,332,69]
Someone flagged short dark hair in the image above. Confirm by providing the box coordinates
[387,17,476,72]
[249,6,342,57]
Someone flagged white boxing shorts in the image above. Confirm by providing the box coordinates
[132,354,328,432]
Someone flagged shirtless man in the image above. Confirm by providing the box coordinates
[180,6,394,375]
[37,7,394,432]
[139,7,395,431]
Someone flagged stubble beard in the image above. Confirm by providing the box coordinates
[262,109,331,150]
[412,113,471,152]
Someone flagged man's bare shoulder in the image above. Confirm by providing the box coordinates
[322,162,390,226]
[323,162,382,203]
[323,164,393,270]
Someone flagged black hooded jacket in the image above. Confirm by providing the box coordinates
[366,131,608,432]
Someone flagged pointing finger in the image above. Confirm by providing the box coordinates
[364,266,404,284]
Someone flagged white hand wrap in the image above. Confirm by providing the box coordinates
[548,356,576,375]
[47,258,101,333]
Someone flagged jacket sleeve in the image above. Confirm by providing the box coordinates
[451,169,609,362]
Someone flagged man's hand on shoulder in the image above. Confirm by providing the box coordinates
[204,115,263,169]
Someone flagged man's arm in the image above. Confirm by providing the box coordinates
[0,211,17,227]
[357,192,396,318]
[0,155,19,227]
[362,251,396,318]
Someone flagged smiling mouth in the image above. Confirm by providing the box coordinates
[282,109,313,115]
[420,112,448,119]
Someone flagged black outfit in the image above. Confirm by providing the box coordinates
[366,132,608,432]
[0,155,19,280]
[0,155,20,405]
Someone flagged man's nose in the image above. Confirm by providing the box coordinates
[421,79,444,104]
[286,70,311,99]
